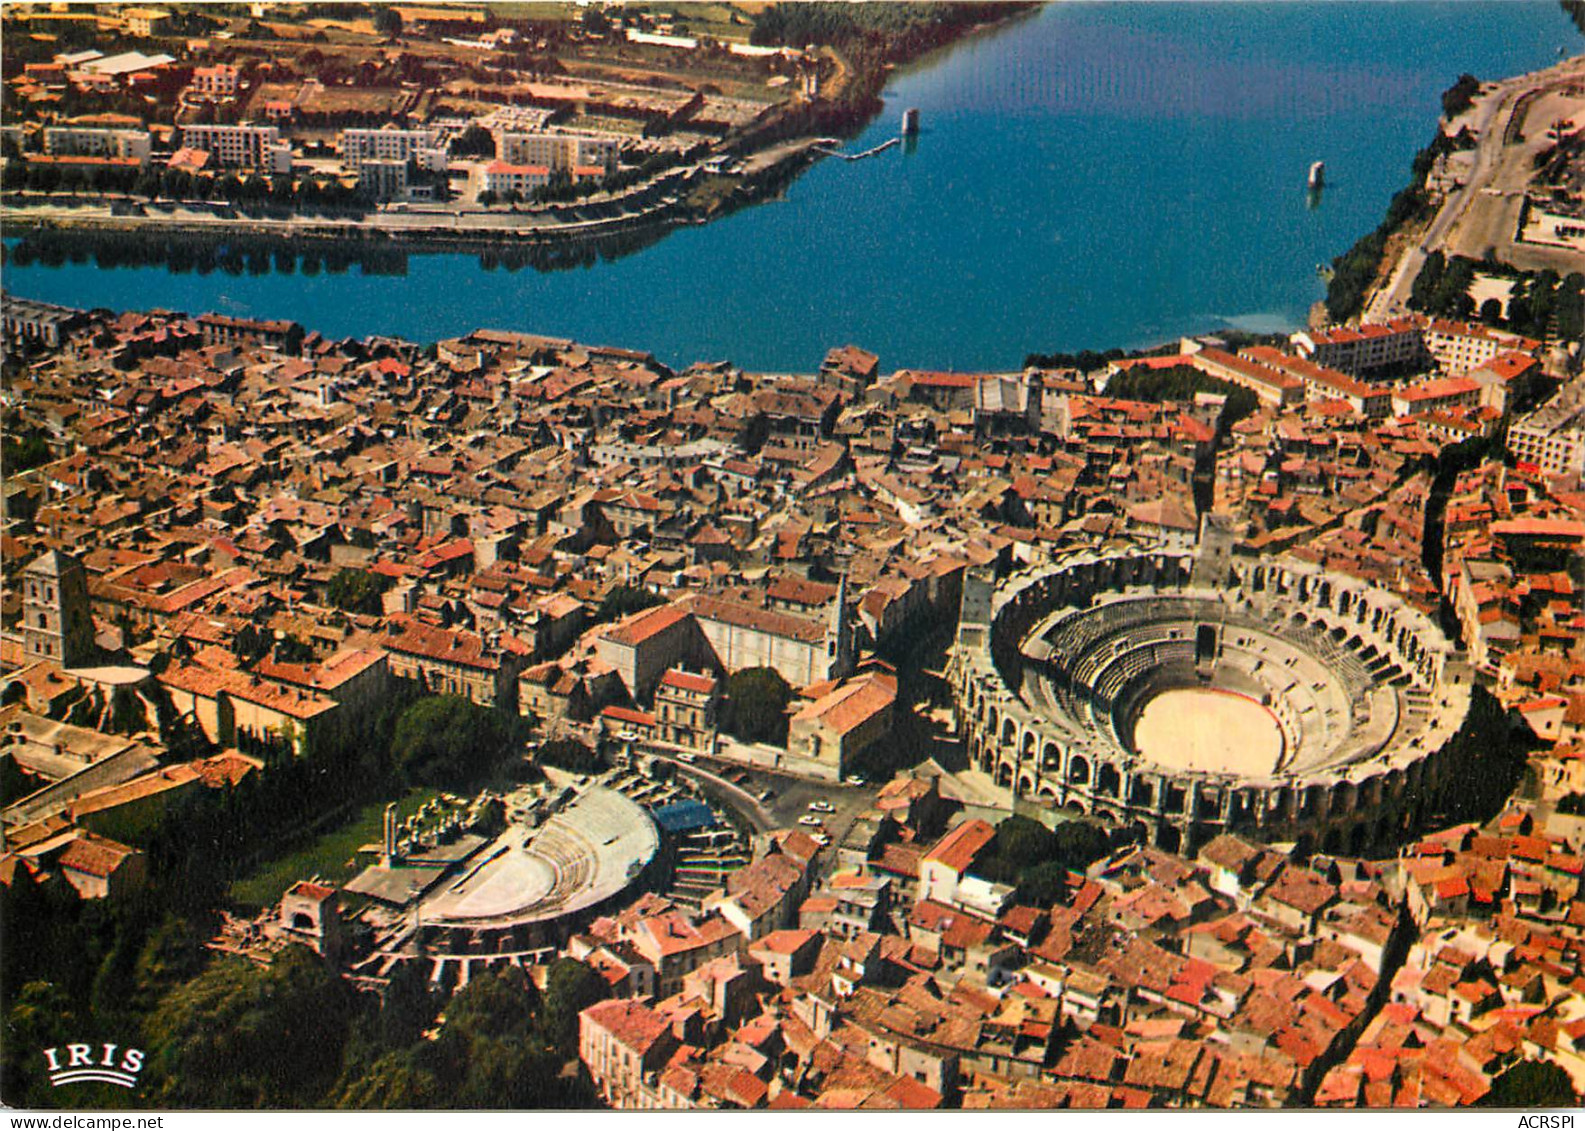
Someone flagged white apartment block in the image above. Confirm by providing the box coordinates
[339,128,447,172]
[496,130,620,173]
[1289,318,1426,375]
[190,64,239,96]
[1508,390,1585,487]
[1423,320,1541,377]
[43,127,151,164]
[178,124,292,173]
[481,161,549,197]
[1293,317,1543,380]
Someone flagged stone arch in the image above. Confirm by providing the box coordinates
[1323,827,1344,855]
[1039,783,1058,799]
[996,763,1013,788]
[1129,777,1155,807]
[1017,772,1035,797]
[1302,785,1326,818]
[1097,763,1121,798]
[1157,825,1183,854]
[1042,742,1061,771]
[1330,781,1355,814]
[1021,730,1037,761]
[1000,717,1017,746]
[1067,755,1091,787]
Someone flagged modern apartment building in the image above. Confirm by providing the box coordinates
[177,123,291,172]
[338,127,447,172]
[43,126,152,164]
[1508,389,1585,486]
[496,129,620,173]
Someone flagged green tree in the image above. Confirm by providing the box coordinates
[372,7,403,36]
[972,815,1111,905]
[537,737,602,774]
[143,947,355,1107]
[1409,249,1445,311]
[128,914,210,1015]
[391,695,530,785]
[1480,1059,1578,1107]
[1441,73,1481,119]
[538,958,606,1053]
[2,432,52,472]
[326,567,389,615]
[595,584,666,624]
[335,1048,443,1108]
[721,667,793,745]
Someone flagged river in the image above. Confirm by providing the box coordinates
[3,3,1580,370]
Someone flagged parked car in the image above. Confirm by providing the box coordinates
[807,800,835,813]
[812,832,831,846]
[798,815,823,827]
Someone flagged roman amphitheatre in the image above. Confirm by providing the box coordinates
[951,531,1477,858]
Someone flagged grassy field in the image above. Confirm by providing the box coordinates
[227,787,441,912]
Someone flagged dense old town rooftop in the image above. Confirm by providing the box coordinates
[2,296,1584,1109]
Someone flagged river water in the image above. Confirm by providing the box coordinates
[3,3,1579,370]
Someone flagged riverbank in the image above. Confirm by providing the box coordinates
[6,3,1574,371]
[1353,52,1585,324]
[0,8,1032,253]
[0,138,824,250]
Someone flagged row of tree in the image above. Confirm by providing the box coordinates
[1104,363,1261,429]
[1410,254,1585,342]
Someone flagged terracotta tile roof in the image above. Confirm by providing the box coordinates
[601,603,691,647]
[583,998,674,1055]
[58,832,137,878]
[922,818,996,875]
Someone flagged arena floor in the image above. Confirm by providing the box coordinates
[1132,687,1285,776]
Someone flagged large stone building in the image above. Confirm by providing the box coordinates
[952,541,1475,859]
[787,669,896,777]
[683,578,853,692]
[596,584,854,706]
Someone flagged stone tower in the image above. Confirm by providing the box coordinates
[1192,513,1235,589]
[825,572,854,680]
[21,550,94,668]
